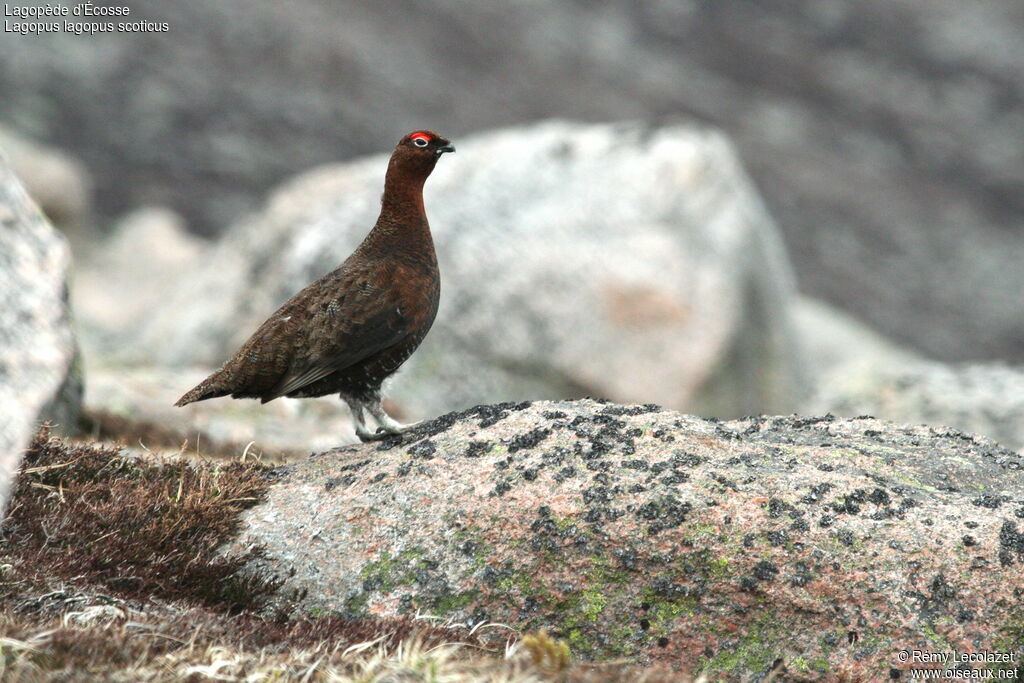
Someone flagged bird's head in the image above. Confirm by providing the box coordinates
[389,130,455,178]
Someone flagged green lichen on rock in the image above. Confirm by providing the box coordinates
[359,548,426,594]
[644,591,697,635]
[699,611,788,674]
[234,400,1024,677]
[432,589,480,614]
[342,590,369,616]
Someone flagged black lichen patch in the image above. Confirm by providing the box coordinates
[463,440,492,458]
[999,521,1024,566]
[789,415,836,429]
[835,529,856,546]
[920,573,958,615]
[800,483,833,504]
[867,488,891,505]
[753,561,779,582]
[651,428,675,442]
[830,490,866,515]
[554,466,579,482]
[635,498,692,535]
[337,459,371,472]
[507,428,552,453]
[972,494,1006,509]
[599,404,661,417]
[477,401,533,428]
[325,474,356,491]
[407,439,437,459]
[621,460,649,471]
[402,401,531,440]
[789,562,813,587]
[527,506,597,555]
[672,452,705,468]
[766,497,795,519]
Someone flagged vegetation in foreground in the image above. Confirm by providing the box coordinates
[0,429,686,681]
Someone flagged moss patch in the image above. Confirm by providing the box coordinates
[699,611,787,675]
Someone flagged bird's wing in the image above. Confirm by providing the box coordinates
[264,261,411,399]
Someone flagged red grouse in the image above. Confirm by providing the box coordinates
[175,130,454,441]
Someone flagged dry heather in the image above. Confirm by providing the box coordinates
[0,430,687,681]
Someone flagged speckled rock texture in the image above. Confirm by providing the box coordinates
[810,360,1024,454]
[134,120,809,420]
[232,399,1024,679]
[0,152,82,516]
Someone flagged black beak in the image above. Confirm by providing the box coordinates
[436,143,455,154]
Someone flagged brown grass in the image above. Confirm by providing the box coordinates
[3,427,278,611]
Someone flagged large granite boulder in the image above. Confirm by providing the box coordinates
[793,296,922,383]
[231,399,1024,678]
[0,153,82,516]
[134,120,810,421]
[796,298,1024,453]
[809,360,1024,454]
[2,0,1022,362]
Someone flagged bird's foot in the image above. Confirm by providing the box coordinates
[354,424,381,442]
[355,419,421,442]
[369,402,421,438]
[348,396,422,442]
[378,419,421,435]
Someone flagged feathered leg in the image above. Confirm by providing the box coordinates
[343,397,378,442]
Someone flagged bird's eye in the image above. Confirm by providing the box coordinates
[412,137,429,148]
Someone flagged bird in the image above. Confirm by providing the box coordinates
[175,130,454,442]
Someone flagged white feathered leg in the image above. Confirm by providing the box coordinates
[344,397,378,442]
[367,398,420,436]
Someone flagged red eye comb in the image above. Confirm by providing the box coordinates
[410,132,432,142]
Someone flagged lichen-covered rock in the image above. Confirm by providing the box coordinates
[134,120,809,420]
[810,360,1024,454]
[232,399,1024,678]
[0,152,82,516]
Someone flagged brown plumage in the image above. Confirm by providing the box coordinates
[175,130,454,441]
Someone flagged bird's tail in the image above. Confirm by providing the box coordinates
[174,372,231,407]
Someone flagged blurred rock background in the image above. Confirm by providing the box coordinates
[1,0,1023,456]
[0,153,80,514]
[132,121,810,421]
